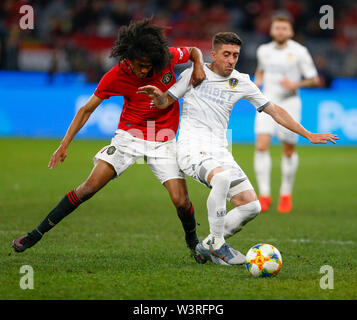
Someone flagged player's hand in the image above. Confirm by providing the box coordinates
[137,85,163,98]
[307,132,339,144]
[190,65,206,87]
[48,144,68,169]
[280,78,298,90]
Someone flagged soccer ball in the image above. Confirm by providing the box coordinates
[245,243,282,278]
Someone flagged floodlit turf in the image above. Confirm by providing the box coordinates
[0,138,356,300]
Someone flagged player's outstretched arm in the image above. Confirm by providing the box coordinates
[263,102,338,144]
[48,94,103,169]
[187,47,206,87]
[280,76,320,90]
[137,85,175,109]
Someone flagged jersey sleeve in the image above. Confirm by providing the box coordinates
[243,76,271,112]
[169,47,190,65]
[298,47,318,79]
[94,69,123,100]
[167,67,193,100]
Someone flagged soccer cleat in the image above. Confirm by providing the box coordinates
[258,195,272,212]
[277,194,292,213]
[12,230,42,253]
[195,241,230,266]
[186,232,207,264]
[209,242,246,265]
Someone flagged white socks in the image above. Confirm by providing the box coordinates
[254,150,271,196]
[204,170,231,250]
[255,150,299,196]
[223,200,261,239]
[280,152,299,195]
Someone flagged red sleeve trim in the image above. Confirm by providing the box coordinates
[170,47,190,65]
[94,88,109,100]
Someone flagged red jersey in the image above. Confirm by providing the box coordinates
[94,47,190,142]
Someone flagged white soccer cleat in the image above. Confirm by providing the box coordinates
[209,242,246,265]
[195,241,230,266]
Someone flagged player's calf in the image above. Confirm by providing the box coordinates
[12,189,83,253]
[12,160,116,253]
[224,200,261,239]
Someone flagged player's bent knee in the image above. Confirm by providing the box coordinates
[172,196,190,209]
[256,135,271,152]
[256,145,269,152]
[249,200,261,217]
[229,180,256,205]
[239,200,261,223]
[283,149,295,158]
[168,189,190,209]
[210,170,231,188]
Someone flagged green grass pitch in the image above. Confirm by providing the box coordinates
[0,138,356,300]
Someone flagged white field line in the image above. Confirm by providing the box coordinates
[1,230,355,246]
[239,238,357,246]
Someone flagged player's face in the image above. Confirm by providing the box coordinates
[130,57,153,78]
[270,21,294,44]
[211,44,240,77]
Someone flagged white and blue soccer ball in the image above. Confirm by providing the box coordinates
[246,243,282,278]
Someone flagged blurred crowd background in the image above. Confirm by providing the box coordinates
[1,0,356,86]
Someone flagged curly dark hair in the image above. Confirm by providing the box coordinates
[110,18,171,73]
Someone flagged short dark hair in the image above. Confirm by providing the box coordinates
[271,14,294,26]
[110,18,171,73]
[212,32,242,50]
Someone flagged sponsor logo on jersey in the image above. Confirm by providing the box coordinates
[161,71,173,85]
[107,146,116,155]
[149,100,157,109]
[177,48,184,60]
[229,78,238,88]
[287,53,294,61]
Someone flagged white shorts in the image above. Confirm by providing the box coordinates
[254,95,302,144]
[94,129,185,184]
[177,139,254,200]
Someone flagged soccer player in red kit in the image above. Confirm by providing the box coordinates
[12,19,206,262]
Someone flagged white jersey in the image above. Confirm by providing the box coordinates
[168,63,270,147]
[257,39,318,101]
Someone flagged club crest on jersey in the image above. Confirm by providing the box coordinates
[229,78,238,88]
[107,146,116,155]
[161,71,173,85]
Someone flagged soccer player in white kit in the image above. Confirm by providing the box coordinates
[138,32,337,265]
[254,15,320,213]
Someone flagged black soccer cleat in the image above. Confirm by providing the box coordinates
[191,249,208,264]
[185,231,207,264]
[12,230,42,253]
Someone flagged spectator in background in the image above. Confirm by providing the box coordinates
[5,25,20,70]
[314,55,333,88]
[0,0,356,81]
